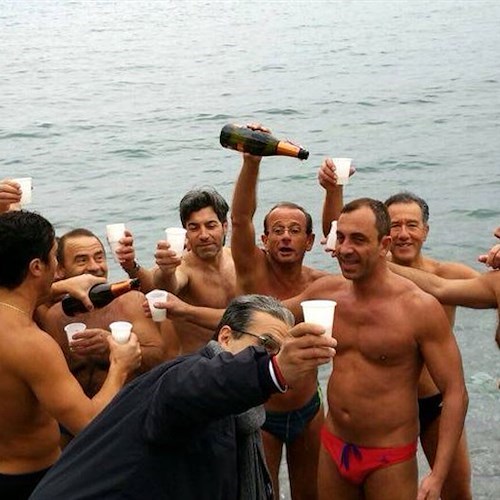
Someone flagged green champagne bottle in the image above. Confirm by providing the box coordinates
[61,278,141,316]
[219,124,309,160]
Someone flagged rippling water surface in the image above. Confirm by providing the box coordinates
[1,1,499,497]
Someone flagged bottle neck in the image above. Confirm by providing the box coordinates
[108,278,140,297]
[275,141,309,159]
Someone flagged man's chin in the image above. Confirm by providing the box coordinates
[195,247,221,259]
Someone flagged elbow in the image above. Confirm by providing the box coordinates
[230,213,249,228]
[461,386,469,414]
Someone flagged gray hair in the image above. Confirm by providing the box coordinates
[214,294,294,339]
[384,192,430,224]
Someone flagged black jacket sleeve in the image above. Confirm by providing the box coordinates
[143,346,277,444]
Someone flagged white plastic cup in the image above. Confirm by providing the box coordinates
[145,289,168,322]
[13,177,32,205]
[165,227,187,256]
[300,300,337,336]
[325,221,337,251]
[109,321,133,344]
[106,223,126,262]
[64,322,86,342]
[331,158,352,185]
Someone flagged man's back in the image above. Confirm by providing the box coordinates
[0,316,61,473]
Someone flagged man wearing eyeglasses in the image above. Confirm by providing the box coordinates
[231,125,329,500]
[30,294,336,500]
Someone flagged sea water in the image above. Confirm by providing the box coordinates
[1,1,498,497]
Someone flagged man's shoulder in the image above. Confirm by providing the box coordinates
[391,272,440,308]
[2,322,62,369]
[304,266,330,282]
[302,272,346,297]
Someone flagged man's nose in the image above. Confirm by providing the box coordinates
[86,258,101,272]
[397,225,410,238]
[199,227,210,239]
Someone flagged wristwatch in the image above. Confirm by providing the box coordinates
[125,260,141,278]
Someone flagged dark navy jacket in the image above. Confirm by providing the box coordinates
[30,345,277,500]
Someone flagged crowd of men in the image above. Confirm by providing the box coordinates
[1,124,499,500]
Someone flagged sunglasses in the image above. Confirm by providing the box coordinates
[235,329,281,355]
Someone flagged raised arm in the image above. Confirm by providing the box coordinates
[414,293,468,498]
[230,151,267,282]
[153,240,189,294]
[0,179,22,213]
[318,158,346,237]
[116,230,156,293]
[388,261,497,309]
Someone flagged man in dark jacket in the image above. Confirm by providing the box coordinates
[30,294,336,500]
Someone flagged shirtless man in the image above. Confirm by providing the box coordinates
[389,224,500,349]
[38,228,166,400]
[384,192,478,499]
[231,134,328,499]
[287,198,468,500]
[118,189,236,355]
[0,211,141,499]
[320,160,477,498]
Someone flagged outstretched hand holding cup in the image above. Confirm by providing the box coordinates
[106,223,126,263]
[164,227,187,257]
[107,331,142,374]
[300,300,337,336]
[145,289,168,322]
[109,321,133,344]
[274,322,337,387]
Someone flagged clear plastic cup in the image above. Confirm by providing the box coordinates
[325,221,337,251]
[165,227,187,256]
[331,158,352,185]
[106,223,126,262]
[300,300,337,336]
[13,177,32,205]
[109,321,133,344]
[145,289,168,322]
[64,322,86,342]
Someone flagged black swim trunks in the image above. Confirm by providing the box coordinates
[0,467,50,500]
[262,389,322,444]
[418,393,443,434]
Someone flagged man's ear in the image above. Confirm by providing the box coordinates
[305,232,315,252]
[261,233,268,249]
[380,235,392,256]
[28,258,44,278]
[55,262,66,281]
[217,325,233,351]
[422,223,430,242]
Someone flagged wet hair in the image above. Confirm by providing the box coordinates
[0,211,55,289]
[341,198,391,241]
[213,294,294,340]
[57,228,105,267]
[263,202,313,235]
[384,192,430,224]
[179,188,229,227]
